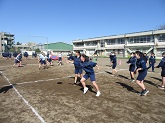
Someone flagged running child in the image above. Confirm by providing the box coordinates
[13,52,18,58]
[92,53,98,63]
[110,52,117,76]
[24,51,29,60]
[67,51,83,85]
[155,52,165,90]
[148,53,156,72]
[13,52,22,67]
[80,54,101,96]
[47,51,53,66]
[109,52,113,67]
[127,52,136,82]
[135,51,149,96]
[57,52,62,66]
[143,53,149,64]
[38,52,47,69]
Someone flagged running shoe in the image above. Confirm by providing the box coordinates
[96,91,101,97]
[158,86,165,90]
[141,90,149,96]
[83,87,88,94]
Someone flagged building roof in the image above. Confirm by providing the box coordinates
[45,42,73,51]
[73,29,165,43]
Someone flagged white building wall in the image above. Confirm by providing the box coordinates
[73,30,165,58]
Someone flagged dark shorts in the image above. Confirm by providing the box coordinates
[47,58,52,62]
[137,70,147,81]
[75,68,83,74]
[14,59,20,63]
[161,69,165,77]
[58,57,62,61]
[112,63,117,69]
[40,60,46,65]
[129,65,136,72]
[83,73,95,82]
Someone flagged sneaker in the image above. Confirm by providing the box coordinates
[141,90,149,96]
[83,87,88,94]
[96,91,101,97]
[138,91,142,95]
[158,86,165,90]
[130,79,135,82]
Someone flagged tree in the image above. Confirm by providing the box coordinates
[9,47,16,52]
[157,24,165,30]
[35,48,41,53]
[16,42,22,45]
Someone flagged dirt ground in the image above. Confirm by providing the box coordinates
[0,57,165,123]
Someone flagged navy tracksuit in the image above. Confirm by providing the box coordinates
[13,52,18,57]
[127,56,136,72]
[68,56,83,74]
[110,55,117,69]
[148,56,156,72]
[144,56,149,63]
[47,53,52,62]
[156,57,165,77]
[80,61,97,81]
[136,58,147,81]
[24,52,29,58]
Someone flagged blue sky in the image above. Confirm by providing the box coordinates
[0,0,165,44]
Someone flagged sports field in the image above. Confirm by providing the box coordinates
[0,57,165,123]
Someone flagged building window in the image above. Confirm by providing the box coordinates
[117,38,125,44]
[73,42,84,47]
[106,38,124,45]
[85,41,97,46]
[158,34,165,42]
[128,36,152,44]
[106,39,115,45]
[100,41,105,47]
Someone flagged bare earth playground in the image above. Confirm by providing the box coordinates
[0,57,165,123]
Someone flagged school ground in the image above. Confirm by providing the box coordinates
[0,57,165,123]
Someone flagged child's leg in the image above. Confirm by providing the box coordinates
[80,77,87,88]
[151,63,154,71]
[80,74,83,79]
[19,61,22,66]
[162,77,165,87]
[130,72,132,79]
[13,63,16,67]
[112,69,114,75]
[136,80,146,90]
[39,63,42,69]
[92,81,100,92]
[131,72,135,80]
[75,74,78,83]
[112,69,117,74]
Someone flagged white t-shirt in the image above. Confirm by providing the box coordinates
[39,54,46,60]
[58,53,62,57]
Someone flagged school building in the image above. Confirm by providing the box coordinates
[72,29,165,58]
[0,32,15,53]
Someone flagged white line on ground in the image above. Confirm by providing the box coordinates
[2,76,71,87]
[0,71,46,123]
